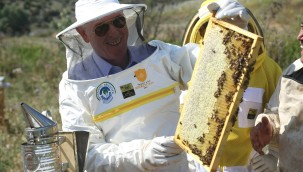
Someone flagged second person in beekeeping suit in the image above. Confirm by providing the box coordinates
[250,20,303,171]
[182,0,282,171]
[56,0,275,171]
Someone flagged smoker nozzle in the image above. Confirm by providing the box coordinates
[21,102,56,128]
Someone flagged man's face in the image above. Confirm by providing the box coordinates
[298,21,303,62]
[77,12,129,64]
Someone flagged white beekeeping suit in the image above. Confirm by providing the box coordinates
[56,0,199,171]
[56,0,251,171]
[253,58,303,171]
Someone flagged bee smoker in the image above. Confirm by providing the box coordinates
[21,103,89,172]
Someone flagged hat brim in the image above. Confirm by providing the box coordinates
[56,3,146,39]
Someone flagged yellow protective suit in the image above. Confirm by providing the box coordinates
[182,0,282,171]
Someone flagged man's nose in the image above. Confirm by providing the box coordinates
[297,31,303,41]
[107,23,120,35]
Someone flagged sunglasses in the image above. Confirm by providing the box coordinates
[94,16,126,37]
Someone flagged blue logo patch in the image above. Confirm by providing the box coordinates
[96,82,116,104]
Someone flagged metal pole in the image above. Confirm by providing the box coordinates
[0,86,4,125]
[0,76,10,126]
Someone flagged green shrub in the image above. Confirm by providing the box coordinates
[0,0,302,171]
[0,4,30,36]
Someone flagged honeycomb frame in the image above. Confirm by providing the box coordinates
[174,17,263,171]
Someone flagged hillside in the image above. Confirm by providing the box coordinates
[0,0,302,171]
[156,0,302,66]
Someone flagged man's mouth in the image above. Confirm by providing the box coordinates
[107,37,121,46]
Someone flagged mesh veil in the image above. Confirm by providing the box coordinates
[57,6,146,75]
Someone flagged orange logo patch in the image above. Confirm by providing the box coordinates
[134,69,147,82]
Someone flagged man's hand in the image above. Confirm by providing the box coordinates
[141,136,185,170]
[250,117,274,154]
[207,0,249,29]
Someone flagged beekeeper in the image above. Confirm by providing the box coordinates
[182,0,282,171]
[250,21,303,172]
[56,0,254,171]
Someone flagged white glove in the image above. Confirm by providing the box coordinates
[141,136,185,170]
[207,0,249,29]
[194,161,208,172]
[250,146,279,172]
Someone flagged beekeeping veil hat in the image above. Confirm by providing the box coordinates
[56,0,147,72]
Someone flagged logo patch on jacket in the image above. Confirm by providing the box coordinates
[134,69,147,82]
[247,108,257,119]
[134,68,154,89]
[120,83,136,99]
[96,82,116,104]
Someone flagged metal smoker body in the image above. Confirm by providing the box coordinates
[21,103,89,172]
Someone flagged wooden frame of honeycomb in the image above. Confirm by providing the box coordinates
[174,17,263,171]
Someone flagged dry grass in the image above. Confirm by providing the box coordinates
[0,37,65,171]
[0,0,301,171]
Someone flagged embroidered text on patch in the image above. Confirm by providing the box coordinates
[134,68,154,89]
